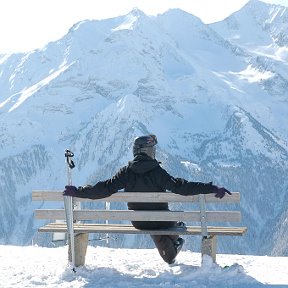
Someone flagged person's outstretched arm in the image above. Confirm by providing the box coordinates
[154,166,231,198]
[63,166,129,199]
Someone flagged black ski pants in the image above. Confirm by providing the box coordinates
[150,234,179,263]
[132,220,179,264]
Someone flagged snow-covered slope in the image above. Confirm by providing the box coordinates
[210,0,288,48]
[1,245,288,288]
[0,1,287,257]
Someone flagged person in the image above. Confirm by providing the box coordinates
[63,134,231,264]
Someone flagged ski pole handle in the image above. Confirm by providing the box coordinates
[65,149,75,185]
[65,149,75,169]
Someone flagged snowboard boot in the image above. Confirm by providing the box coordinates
[176,221,186,228]
[169,237,185,264]
[175,237,185,255]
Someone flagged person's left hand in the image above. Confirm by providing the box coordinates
[63,185,78,197]
[212,186,232,199]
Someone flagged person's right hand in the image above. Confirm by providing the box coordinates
[63,185,78,197]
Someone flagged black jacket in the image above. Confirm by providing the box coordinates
[75,154,215,210]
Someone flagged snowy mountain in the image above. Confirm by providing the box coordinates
[0,0,287,257]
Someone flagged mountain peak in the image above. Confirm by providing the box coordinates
[129,7,146,17]
[160,8,204,25]
[111,8,152,32]
[210,0,288,47]
[244,0,276,9]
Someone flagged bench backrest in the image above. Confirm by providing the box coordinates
[32,191,240,203]
[32,191,241,224]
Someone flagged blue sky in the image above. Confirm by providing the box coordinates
[0,0,287,54]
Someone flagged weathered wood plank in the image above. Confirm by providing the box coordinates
[202,235,217,262]
[68,233,88,267]
[38,223,247,236]
[32,191,240,203]
[35,209,241,222]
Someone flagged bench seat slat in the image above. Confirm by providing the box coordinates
[39,223,247,236]
[32,191,240,203]
[35,209,242,222]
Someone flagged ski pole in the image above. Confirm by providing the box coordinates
[64,149,76,272]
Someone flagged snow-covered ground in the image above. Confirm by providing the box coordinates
[1,245,287,287]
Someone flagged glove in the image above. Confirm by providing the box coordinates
[212,185,232,199]
[63,185,78,197]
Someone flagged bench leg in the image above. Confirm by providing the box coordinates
[201,235,217,263]
[68,233,89,267]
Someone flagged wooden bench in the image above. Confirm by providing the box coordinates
[32,191,247,267]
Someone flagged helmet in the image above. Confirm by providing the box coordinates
[133,134,158,159]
